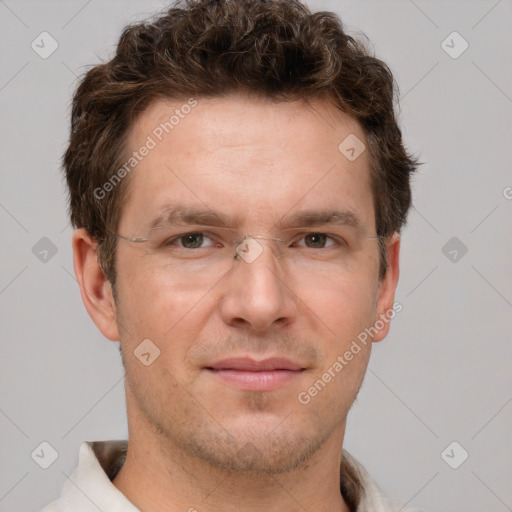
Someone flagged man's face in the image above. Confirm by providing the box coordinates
[108,94,398,474]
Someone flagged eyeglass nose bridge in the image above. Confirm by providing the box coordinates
[233,234,285,264]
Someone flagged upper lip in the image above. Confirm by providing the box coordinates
[206,357,305,371]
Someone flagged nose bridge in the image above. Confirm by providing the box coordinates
[233,234,284,264]
[220,233,295,331]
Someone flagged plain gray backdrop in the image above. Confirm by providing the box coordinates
[1,1,511,511]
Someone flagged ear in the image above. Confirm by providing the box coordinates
[72,228,120,341]
[372,233,401,343]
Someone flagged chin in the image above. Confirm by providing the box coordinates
[172,410,335,475]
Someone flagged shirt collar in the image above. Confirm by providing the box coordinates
[42,440,403,512]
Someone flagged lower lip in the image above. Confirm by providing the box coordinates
[206,369,304,391]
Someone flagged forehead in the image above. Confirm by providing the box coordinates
[120,94,374,232]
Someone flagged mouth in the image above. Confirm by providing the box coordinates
[204,357,307,391]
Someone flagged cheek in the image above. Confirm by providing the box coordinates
[115,261,214,360]
[298,273,375,377]
[296,277,374,412]
[300,270,377,338]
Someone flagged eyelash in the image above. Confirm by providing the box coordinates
[163,232,347,250]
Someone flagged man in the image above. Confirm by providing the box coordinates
[42,0,421,510]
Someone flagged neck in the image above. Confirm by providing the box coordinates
[112,420,352,512]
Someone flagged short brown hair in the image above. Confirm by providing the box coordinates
[63,0,419,285]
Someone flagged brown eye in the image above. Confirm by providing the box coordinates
[179,233,205,248]
[304,233,327,248]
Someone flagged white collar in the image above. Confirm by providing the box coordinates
[40,440,413,512]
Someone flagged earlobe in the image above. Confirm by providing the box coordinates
[372,233,401,343]
[72,228,120,341]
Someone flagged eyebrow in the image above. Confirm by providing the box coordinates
[148,204,365,232]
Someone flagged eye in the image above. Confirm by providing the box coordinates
[166,232,217,249]
[296,233,344,249]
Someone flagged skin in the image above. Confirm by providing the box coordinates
[73,93,400,512]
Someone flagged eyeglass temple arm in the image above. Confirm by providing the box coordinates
[113,232,148,243]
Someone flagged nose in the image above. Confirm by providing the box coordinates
[218,236,298,332]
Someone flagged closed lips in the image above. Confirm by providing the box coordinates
[206,357,306,371]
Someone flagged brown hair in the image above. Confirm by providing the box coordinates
[63,0,419,285]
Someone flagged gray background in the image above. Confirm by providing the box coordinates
[1,0,511,510]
